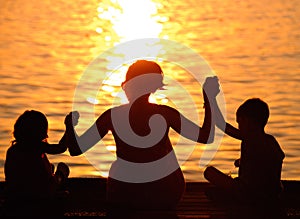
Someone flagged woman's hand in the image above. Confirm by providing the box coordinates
[64,111,80,127]
[203,76,220,98]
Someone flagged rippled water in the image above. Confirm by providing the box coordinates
[0,0,299,181]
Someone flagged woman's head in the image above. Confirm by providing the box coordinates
[121,60,165,102]
[13,110,48,143]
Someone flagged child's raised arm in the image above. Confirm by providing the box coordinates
[42,134,68,155]
[208,77,243,140]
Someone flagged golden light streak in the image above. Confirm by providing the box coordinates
[106,145,116,152]
[95,0,168,104]
[86,97,100,105]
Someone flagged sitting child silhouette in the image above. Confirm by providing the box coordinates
[4,110,70,216]
[204,93,285,205]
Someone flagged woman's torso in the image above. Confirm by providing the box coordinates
[104,101,185,209]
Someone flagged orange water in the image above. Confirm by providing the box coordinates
[0,0,299,181]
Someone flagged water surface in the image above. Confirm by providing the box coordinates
[0,0,299,181]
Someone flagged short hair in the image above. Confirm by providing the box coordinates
[122,60,163,85]
[13,110,48,143]
[236,98,269,127]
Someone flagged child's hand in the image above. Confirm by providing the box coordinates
[203,76,220,98]
[55,162,70,184]
[234,158,241,167]
[64,111,80,126]
[50,163,55,174]
[56,162,70,178]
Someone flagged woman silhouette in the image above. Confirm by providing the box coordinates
[64,60,218,210]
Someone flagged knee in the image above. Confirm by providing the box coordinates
[204,166,215,181]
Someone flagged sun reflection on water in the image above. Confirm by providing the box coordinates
[92,0,171,106]
[97,0,164,42]
[82,0,172,177]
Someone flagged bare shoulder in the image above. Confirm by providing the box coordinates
[95,108,113,127]
[265,133,279,144]
[96,108,112,120]
[265,133,285,158]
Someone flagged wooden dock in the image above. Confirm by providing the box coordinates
[1,177,300,218]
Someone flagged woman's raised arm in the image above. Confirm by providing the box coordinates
[166,77,220,144]
[64,110,110,156]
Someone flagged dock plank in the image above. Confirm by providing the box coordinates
[1,178,300,218]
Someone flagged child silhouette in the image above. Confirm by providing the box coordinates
[64,60,218,211]
[204,92,285,205]
[4,110,70,216]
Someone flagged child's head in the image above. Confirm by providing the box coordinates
[236,98,269,131]
[13,110,48,143]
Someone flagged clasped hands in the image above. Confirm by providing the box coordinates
[203,76,220,99]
